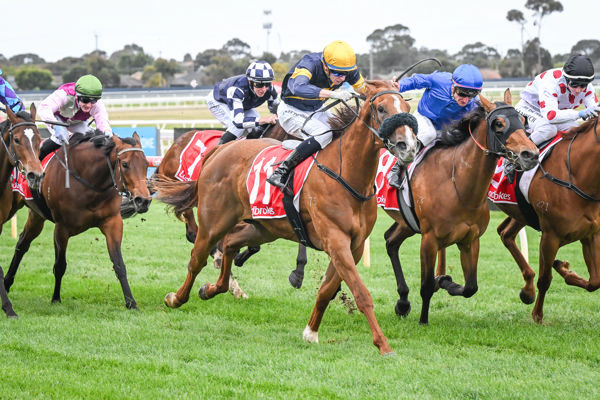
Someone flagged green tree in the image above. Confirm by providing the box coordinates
[506,9,527,75]
[523,38,552,75]
[571,39,600,64]
[455,42,501,69]
[222,38,252,60]
[153,58,180,86]
[366,24,417,76]
[525,0,564,72]
[15,66,54,90]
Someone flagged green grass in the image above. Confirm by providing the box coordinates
[2,204,600,400]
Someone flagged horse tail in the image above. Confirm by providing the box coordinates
[150,174,198,218]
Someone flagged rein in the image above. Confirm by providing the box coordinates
[538,118,600,202]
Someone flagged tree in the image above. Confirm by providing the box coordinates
[455,42,501,69]
[506,9,527,75]
[366,24,417,76]
[523,38,552,76]
[222,38,252,60]
[571,40,600,64]
[153,58,180,86]
[15,66,54,90]
[525,0,564,72]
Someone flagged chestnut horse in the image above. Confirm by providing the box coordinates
[152,80,419,355]
[496,116,600,323]
[4,131,152,310]
[152,126,309,288]
[0,105,44,318]
[384,90,539,324]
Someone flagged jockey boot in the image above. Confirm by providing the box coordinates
[246,125,268,139]
[267,137,321,191]
[39,139,61,161]
[217,131,237,145]
[387,160,405,189]
[503,158,517,184]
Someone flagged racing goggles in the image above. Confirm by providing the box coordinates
[455,87,480,99]
[329,69,349,78]
[77,96,99,104]
[252,81,272,89]
[566,78,591,89]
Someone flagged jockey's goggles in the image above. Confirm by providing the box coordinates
[566,78,590,88]
[78,96,99,104]
[454,87,480,99]
[329,69,349,78]
[251,81,272,89]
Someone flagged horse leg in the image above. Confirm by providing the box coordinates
[4,209,46,292]
[436,249,446,276]
[384,222,414,317]
[233,245,261,267]
[418,234,439,325]
[50,224,70,304]
[100,217,137,310]
[310,239,393,355]
[0,267,17,318]
[553,236,600,292]
[288,245,307,289]
[304,261,343,344]
[438,239,480,298]
[531,232,560,323]
[497,217,536,304]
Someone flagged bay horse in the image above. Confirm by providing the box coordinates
[384,89,539,324]
[152,126,309,288]
[0,105,44,318]
[495,116,600,323]
[152,80,419,355]
[3,130,152,310]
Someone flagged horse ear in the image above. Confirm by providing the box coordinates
[132,131,141,146]
[504,89,512,106]
[479,93,494,112]
[6,105,16,123]
[30,103,37,120]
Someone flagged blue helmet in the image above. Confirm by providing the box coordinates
[451,64,483,90]
[246,60,274,83]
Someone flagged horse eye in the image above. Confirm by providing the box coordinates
[13,137,21,145]
[121,161,129,169]
[493,119,505,131]
[377,105,386,114]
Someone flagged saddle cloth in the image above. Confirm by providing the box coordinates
[11,153,55,200]
[174,130,222,181]
[488,134,563,205]
[247,145,314,219]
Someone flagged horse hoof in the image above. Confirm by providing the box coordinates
[519,289,535,305]
[394,300,411,317]
[434,275,453,291]
[383,351,396,357]
[288,271,304,289]
[198,284,209,300]
[164,293,179,308]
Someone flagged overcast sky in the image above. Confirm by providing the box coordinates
[3,0,598,63]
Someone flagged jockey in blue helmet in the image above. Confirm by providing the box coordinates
[0,67,25,115]
[387,64,483,188]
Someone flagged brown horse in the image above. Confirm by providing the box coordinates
[4,131,152,310]
[0,105,44,318]
[496,117,600,323]
[152,80,419,355]
[152,126,309,288]
[384,90,539,324]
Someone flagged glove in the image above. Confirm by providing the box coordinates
[578,106,600,120]
[330,90,353,102]
[53,125,70,143]
[104,130,114,138]
[268,102,279,114]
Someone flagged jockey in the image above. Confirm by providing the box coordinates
[503,54,600,183]
[38,74,113,160]
[266,40,367,191]
[0,67,25,117]
[207,60,280,145]
[387,64,483,188]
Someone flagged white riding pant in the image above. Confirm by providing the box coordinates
[277,101,334,148]
[515,99,579,146]
[206,90,260,138]
[49,119,97,144]
[414,110,439,147]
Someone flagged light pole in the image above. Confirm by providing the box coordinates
[263,10,272,54]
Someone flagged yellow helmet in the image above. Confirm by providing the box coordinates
[321,41,357,72]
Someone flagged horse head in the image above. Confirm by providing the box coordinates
[364,80,420,166]
[3,104,44,190]
[113,132,152,217]
[480,89,539,171]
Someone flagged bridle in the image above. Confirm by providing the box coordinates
[1,120,38,175]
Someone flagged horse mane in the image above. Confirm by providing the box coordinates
[70,130,116,156]
[327,104,359,140]
[562,117,597,140]
[437,103,505,147]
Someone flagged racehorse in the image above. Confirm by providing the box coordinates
[0,105,44,318]
[3,131,152,310]
[152,79,419,355]
[383,89,539,325]
[152,126,309,288]
[495,116,600,323]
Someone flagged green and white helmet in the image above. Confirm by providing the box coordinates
[75,75,103,98]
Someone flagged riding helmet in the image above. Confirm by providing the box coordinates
[75,75,103,98]
[321,41,357,72]
[451,64,483,90]
[563,54,595,86]
[246,61,275,82]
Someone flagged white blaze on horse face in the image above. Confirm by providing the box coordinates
[24,128,36,153]
[392,97,404,114]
